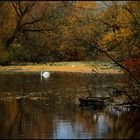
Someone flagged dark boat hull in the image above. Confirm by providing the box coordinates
[79,97,112,108]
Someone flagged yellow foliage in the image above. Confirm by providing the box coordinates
[74,1,96,10]
[66,16,78,25]
[116,8,131,25]
[118,28,133,38]
[131,45,140,55]
[102,32,115,42]
[101,28,132,44]
[0,2,16,41]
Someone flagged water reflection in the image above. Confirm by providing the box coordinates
[53,119,94,139]
[0,73,139,139]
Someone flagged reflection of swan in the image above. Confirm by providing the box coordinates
[92,114,98,122]
[41,70,50,78]
[91,111,99,124]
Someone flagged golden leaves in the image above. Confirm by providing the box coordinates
[116,8,131,25]
[74,1,96,10]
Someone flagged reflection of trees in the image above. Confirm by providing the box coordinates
[0,99,54,139]
[104,106,140,139]
[7,99,24,136]
[86,73,126,98]
[72,106,140,139]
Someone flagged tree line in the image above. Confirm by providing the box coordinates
[0,1,140,65]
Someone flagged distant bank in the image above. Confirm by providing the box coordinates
[0,61,123,74]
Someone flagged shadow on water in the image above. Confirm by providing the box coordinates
[0,72,139,139]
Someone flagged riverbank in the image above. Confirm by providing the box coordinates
[0,61,123,74]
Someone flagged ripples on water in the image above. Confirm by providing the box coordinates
[0,72,139,139]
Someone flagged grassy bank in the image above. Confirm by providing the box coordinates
[0,61,123,74]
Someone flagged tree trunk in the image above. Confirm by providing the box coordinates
[5,31,17,50]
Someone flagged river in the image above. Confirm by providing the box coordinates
[0,72,139,139]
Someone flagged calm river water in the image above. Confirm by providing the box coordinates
[0,72,139,139]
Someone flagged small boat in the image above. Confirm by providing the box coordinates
[79,97,112,108]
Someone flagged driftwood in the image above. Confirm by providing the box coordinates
[79,97,112,108]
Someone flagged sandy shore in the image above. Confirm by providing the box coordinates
[0,64,123,74]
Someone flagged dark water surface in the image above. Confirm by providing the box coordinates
[0,72,139,139]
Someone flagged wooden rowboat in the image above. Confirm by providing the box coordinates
[79,97,112,108]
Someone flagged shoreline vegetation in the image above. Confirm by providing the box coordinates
[0,61,123,74]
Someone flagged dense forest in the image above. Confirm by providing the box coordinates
[0,1,139,63]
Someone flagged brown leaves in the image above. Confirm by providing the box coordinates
[123,58,140,79]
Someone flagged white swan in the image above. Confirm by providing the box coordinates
[41,70,50,78]
[71,65,75,67]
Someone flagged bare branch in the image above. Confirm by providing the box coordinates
[19,18,44,29]
[18,1,22,15]
[11,2,20,17]
[19,20,62,33]
[96,19,129,29]
[20,28,54,32]
[122,2,135,18]
[22,1,36,15]
[74,36,140,86]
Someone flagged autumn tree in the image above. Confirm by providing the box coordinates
[0,1,140,67]
[58,1,97,60]
[0,1,67,64]
[68,1,140,104]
